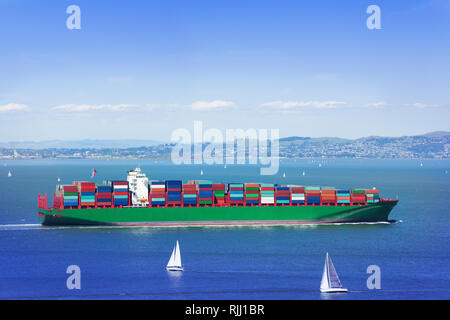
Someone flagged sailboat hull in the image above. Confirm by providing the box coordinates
[320,288,348,293]
[166,266,184,271]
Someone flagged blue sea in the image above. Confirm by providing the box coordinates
[0,159,449,300]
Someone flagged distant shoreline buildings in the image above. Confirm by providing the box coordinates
[1,132,448,160]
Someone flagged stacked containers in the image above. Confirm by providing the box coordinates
[113,181,129,206]
[321,187,337,205]
[291,186,305,205]
[63,185,78,207]
[150,181,166,206]
[275,187,290,205]
[229,183,244,204]
[166,180,182,205]
[351,189,366,204]
[183,184,197,206]
[213,183,225,205]
[245,183,260,205]
[198,181,213,205]
[366,189,380,203]
[260,184,275,205]
[96,184,112,206]
[80,182,96,206]
[337,189,351,204]
[306,186,321,205]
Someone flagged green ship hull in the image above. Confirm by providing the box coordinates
[38,200,398,227]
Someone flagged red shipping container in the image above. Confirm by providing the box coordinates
[212,184,225,190]
[113,181,129,185]
[114,192,129,196]
[81,182,95,187]
[97,193,112,198]
[63,186,78,193]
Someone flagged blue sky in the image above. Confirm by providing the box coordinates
[0,0,449,142]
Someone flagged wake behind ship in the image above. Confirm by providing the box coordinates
[38,168,398,227]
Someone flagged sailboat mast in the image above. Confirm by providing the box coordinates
[326,253,331,288]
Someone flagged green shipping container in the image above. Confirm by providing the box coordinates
[245,193,259,198]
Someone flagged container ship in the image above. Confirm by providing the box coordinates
[37,168,398,227]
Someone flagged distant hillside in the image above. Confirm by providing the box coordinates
[421,131,450,138]
[0,132,448,160]
[278,132,449,159]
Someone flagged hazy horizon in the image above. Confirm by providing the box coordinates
[0,130,448,146]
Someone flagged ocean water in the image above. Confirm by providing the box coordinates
[0,159,449,300]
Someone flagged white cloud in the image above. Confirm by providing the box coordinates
[260,100,347,109]
[52,104,134,112]
[404,102,439,108]
[0,103,30,113]
[365,102,388,108]
[365,102,441,109]
[190,100,235,110]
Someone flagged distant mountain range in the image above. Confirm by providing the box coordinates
[2,131,448,149]
[279,131,450,144]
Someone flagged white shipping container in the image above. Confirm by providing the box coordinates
[261,197,275,204]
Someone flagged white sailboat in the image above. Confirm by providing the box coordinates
[57,177,61,182]
[200,168,204,176]
[166,240,184,271]
[282,172,286,178]
[7,170,12,178]
[320,253,348,293]
[302,170,306,176]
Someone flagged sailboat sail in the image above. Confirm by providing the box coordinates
[326,254,342,288]
[320,260,329,291]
